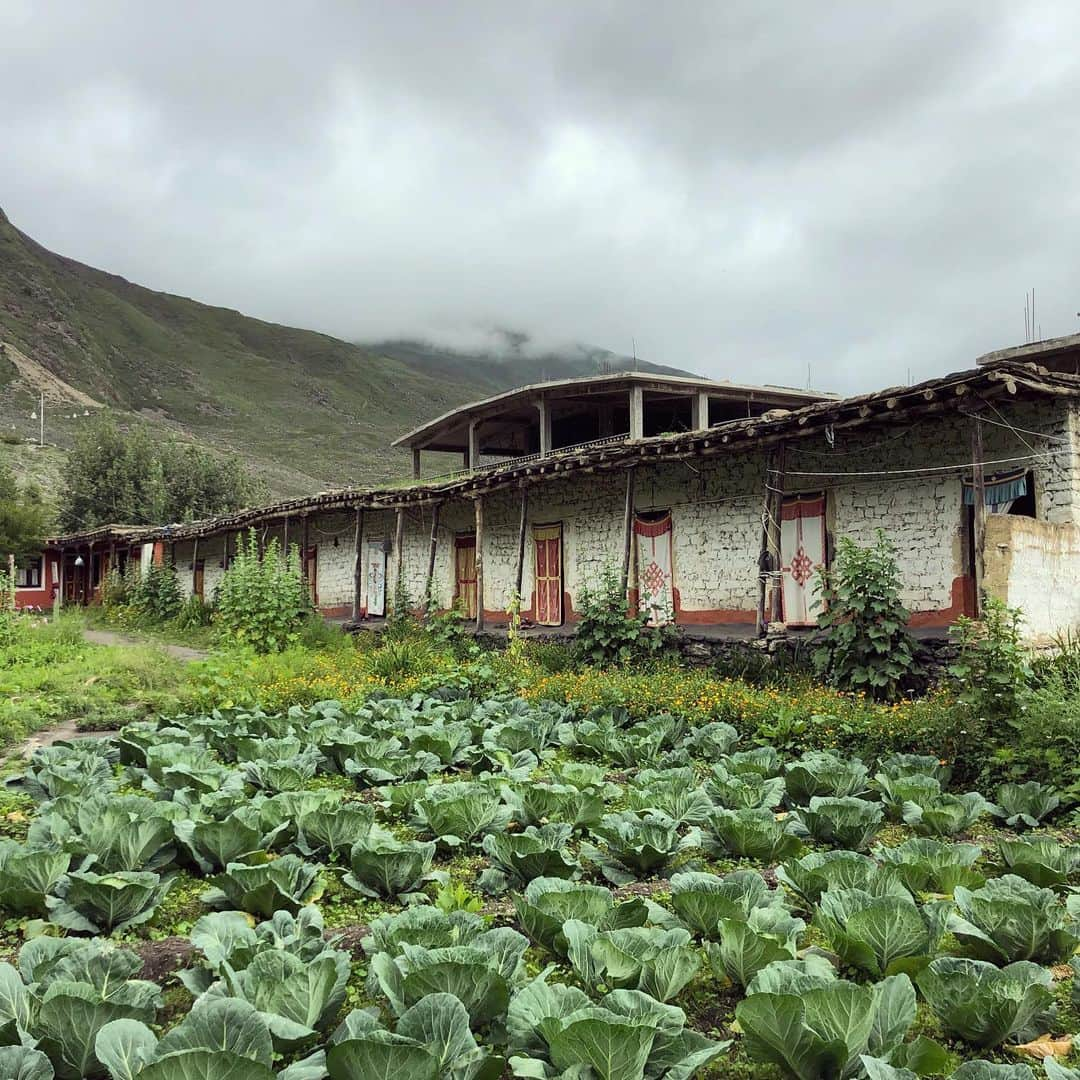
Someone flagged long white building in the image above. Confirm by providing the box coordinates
[36,336,1080,642]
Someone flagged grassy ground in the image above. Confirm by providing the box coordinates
[0,611,191,748]
[3,618,1080,1075]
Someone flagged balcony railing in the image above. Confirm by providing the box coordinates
[423,432,631,484]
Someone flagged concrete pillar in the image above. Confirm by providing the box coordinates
[629,385,644,440]
[692,391,710,431]
[537,397,552,457]
[468,420,481,469]
[412,448,421,479]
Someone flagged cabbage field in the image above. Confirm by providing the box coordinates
[1,694,1080,1079]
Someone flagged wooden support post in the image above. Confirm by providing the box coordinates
[425,502,441,606]
[57,548,65,613]
[302,515,310,566]
[971,416,986,617]
[757,442,786,635]
[620,466,636,599]
[474,495,485,631]
[283,516,290,552]
[515,486,529,599]
[412,448,422,480]
[108,541,116,583]
[394,507,405,610]
[351,507,364,621]
[768,443,787,625]
[192,537,200,592]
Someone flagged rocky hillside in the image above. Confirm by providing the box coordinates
[0,208,692,497]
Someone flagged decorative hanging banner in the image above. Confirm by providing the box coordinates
[780,494,826,627]
[962,468,1029,507]
[365,540,386,617]
[634,512,674,626]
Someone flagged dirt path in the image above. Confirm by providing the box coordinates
[82,628,208,662]
[15,720,118,757]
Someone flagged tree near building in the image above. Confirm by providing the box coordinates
[58,412,265,530]
[57,413,164,530]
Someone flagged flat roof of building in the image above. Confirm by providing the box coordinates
[391,370,836,450]
[977,333,1080,374]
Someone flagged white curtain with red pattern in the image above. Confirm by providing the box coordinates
[780,494,826,626]
[634,513,674,626]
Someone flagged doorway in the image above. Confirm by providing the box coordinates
[532,523,563,626]
[454,534,478,619]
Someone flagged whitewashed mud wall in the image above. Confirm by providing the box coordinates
[392,398,1072,624]
[165,399,1079,633]
[985,515,1080,639]
[306,511,357,610]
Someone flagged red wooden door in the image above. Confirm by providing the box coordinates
[454,536,477,619]
[193,561,205,600]
[533,524,563,625]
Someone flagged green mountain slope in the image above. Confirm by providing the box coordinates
[0,207,694,498]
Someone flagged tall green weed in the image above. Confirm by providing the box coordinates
[215,529,311,653]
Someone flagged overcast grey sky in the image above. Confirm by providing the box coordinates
[2,1,1078,391]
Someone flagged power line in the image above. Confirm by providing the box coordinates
[958,409,1071,446]
[774,448,1067,480]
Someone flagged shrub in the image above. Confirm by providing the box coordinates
[385,579,420,640]
[98,567,129,610]
[521,639,576,673]
[214,529,311,653]
[575,563,675,666]
[128,562,182,623]
[0,569,14,647]
[949,597,1032,724]
[812,530,918,701]
[423,600,475,657]
[368,636,442,681]
[979,675,1080,804]
[1032,628,1080,692]
[296,613,347,651]
[174,593,213,630]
